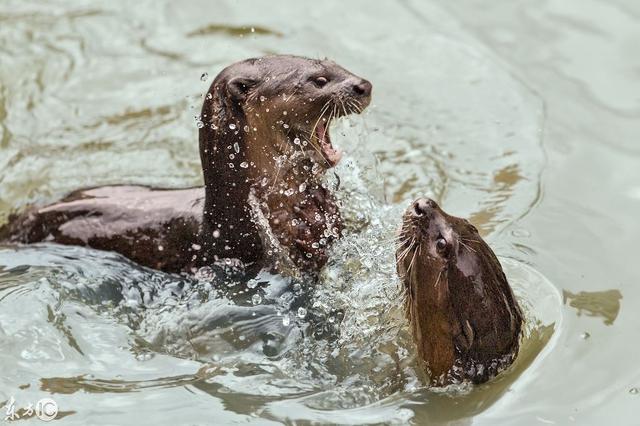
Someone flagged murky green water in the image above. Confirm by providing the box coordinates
[0,0,637,424]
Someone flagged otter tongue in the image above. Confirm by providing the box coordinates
[316,121,342,167]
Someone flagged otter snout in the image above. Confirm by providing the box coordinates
[350,78,372,98]
[340,77,372,111]
[411,198,438,217]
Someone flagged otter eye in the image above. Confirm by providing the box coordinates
[436,237,447,252]
[313,76,329,87]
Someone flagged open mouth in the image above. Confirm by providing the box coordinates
[314,119,342,167]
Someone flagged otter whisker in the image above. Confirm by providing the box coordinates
[434,269,443,289]
[394,237,412,252]
[304,101,334,166]
[353,99,363,113]
[390,235,411,247]
[459,240,476,253]
[396,237,416,266]
[380,235,406,245]
[346,98,362,115]
[283,84,302,103]
[310,102,338,163]
[395,248,410,267]
[407,244,419,276]
[339,98,349,118]
[309,100,332,143]
[397,237,414,259]
[460,237,479,245]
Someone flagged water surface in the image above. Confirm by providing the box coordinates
[1,0,637,424]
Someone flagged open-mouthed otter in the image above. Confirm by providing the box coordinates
[0,55,372,273]
[396,198,523,386]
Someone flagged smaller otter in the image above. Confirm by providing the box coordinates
[396,198,523,386]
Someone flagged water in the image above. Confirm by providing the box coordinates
[0,0,637,424]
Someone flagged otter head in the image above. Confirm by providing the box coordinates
[242,56,371,169]
[201,55,371,176]
[396,198,523,386]
[198,55,371,269]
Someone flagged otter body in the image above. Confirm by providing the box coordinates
[397,198,523,386]
[0,56,371,274]
[0,186,204,272]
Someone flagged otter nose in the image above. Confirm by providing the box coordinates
[413,198,437,217]
[351,79,372,97]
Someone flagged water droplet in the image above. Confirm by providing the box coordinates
[195,266,215,281]
[284,188,295,196]
[243,125,250,132]
[251,27,255,33]
[260,95,266,102]
[580,332,591,340]
[229,154,235,160]
[282,123,289,129]
[297,307,307,318]
[212,229,220,238]
[229,123,237,130]
[238,335,246,341]
[191,243,201,251]
[282,110,287,116]
[196,120,204,128]
[247,279,258,289]
[630,388,639,395]
[135,351,155,361]
[311,242,319,249]
[240,162,249,168]
[298,182,307,192]
[228,163,235,168]
[201,72,208,81]
[293,137,301,145]
[252,293,262,305]
[206,93,212,99]
[282,315,290,326]
[157,245,164,251]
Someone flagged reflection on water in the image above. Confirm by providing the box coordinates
[563,289,622,326]
[187,24,284,38]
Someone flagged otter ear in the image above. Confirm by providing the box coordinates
[227,77,256,101]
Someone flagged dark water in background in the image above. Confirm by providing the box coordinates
[0,0,637,424]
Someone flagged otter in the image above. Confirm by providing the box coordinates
[396,198,523,386]
[0,56,372,273]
